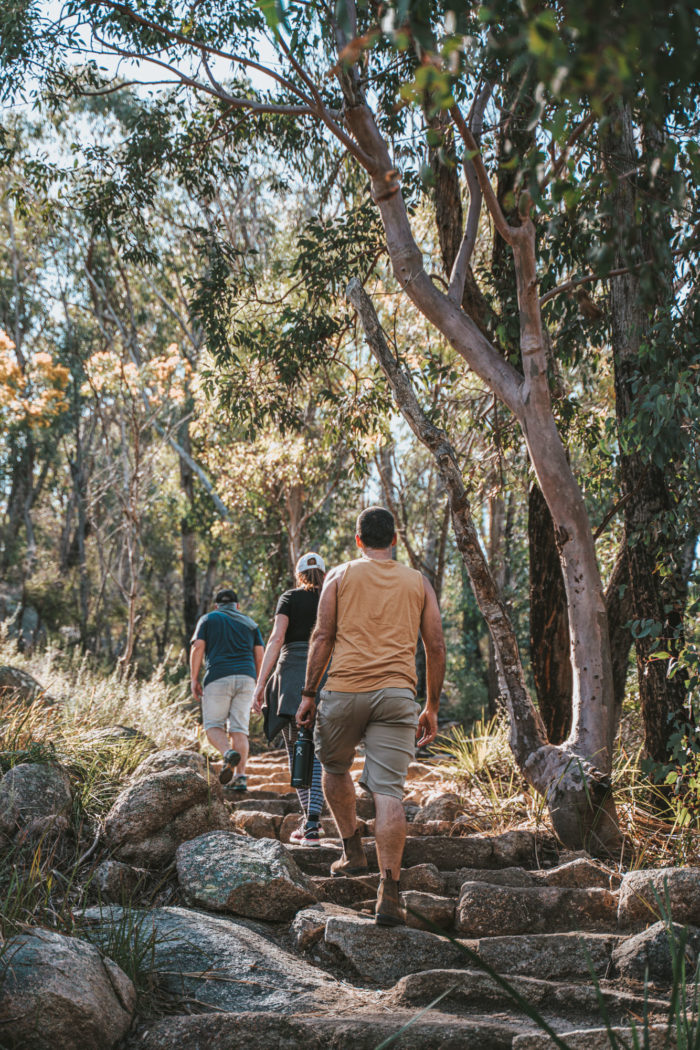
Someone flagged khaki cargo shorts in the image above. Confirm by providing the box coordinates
[314,687,419,799]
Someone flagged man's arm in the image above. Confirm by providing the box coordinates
[416,576,446,747]
[253,644,264,677]
[190,639,205,701]
[296,568,342,727]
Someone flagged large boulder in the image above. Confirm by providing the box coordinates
[612,920,700,983]
[0,762,72,840]
[81,905,336,1013]
[104,767,229,866]
[456,882,618,936]
[0,928,135,1049]
[131,749,206,780]
[618,867,700,929]
[0,665,47,703]
[176,831,316,920]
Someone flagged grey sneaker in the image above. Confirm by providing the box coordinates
[218,749,241,785]
[231,773,248,792]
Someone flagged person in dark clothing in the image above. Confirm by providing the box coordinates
[252,553,326,845]
[190,587,264,790]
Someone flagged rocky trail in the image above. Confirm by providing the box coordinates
[1,740,696,1049]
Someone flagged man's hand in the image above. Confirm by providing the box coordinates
[296,696,316,728]
[252,683,265,714]
[191,678,203,703]
[416,705,438,748]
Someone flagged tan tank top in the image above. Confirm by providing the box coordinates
[325,558,425,693]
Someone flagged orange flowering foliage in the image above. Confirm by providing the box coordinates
[0,330,70,428]
[82,344,190,408]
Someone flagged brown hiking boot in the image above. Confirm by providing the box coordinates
[330,828,368,878]
[375,871,406,927]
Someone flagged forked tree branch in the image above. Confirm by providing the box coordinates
[450,102,517,246]
[447,81,492,304]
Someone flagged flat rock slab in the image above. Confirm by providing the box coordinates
[534,858,620,890]
[513,1026,671,1049]
[232,798,294,815]
[443,867,534,895]
[401,890,455,930]
[324,914,475,985]
[292,903,359,950]
[286,842,343,876]
[81,905,337,1013]
[475,932,624,979]
[618,867,700,928]
[311,874,379,905]
[230,809,283,839]
[0,927,135,1050]
[390,968,669,1022]
[176,831,316,920]
[457,883,618,936]
[133,1009,521,1050]
[400,830,546,871]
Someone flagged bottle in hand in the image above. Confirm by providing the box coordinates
[291,728,314,788]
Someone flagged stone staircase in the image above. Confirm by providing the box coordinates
[131,747,683,1050]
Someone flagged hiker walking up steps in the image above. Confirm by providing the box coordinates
[252,553,327,846]
[190,587,264,790]
[296,507,446,926]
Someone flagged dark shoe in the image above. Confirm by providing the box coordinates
[231,773,247,792]
[375,871,405,927]
[330,828,368,877]
[218,748,241,785]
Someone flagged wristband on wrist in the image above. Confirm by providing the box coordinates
[301,688,317,698]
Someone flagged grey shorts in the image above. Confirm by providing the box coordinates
[314,687,418,799]
[202,675,255,735]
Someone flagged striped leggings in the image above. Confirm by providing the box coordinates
[281,722,325,822]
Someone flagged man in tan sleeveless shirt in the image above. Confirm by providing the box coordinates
[297,506,446,926]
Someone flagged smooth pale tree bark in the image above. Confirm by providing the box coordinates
[341,87,614,736]
[348,278,620,852]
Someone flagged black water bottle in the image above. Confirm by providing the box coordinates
[291,728,314,788]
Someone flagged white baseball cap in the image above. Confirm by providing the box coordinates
[296,551,325,573]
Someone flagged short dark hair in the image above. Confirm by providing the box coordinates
[356,506,395,549]
[215,588,238,604]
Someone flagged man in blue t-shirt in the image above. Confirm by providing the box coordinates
[190,587,264,790]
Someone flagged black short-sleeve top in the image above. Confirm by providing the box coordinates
[275,588,321,645]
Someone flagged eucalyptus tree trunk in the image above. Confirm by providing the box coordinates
[178,415,199,645]
[603,103,691,763]
[347,278,620,853]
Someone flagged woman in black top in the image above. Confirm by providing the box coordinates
[252,552,326,845]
